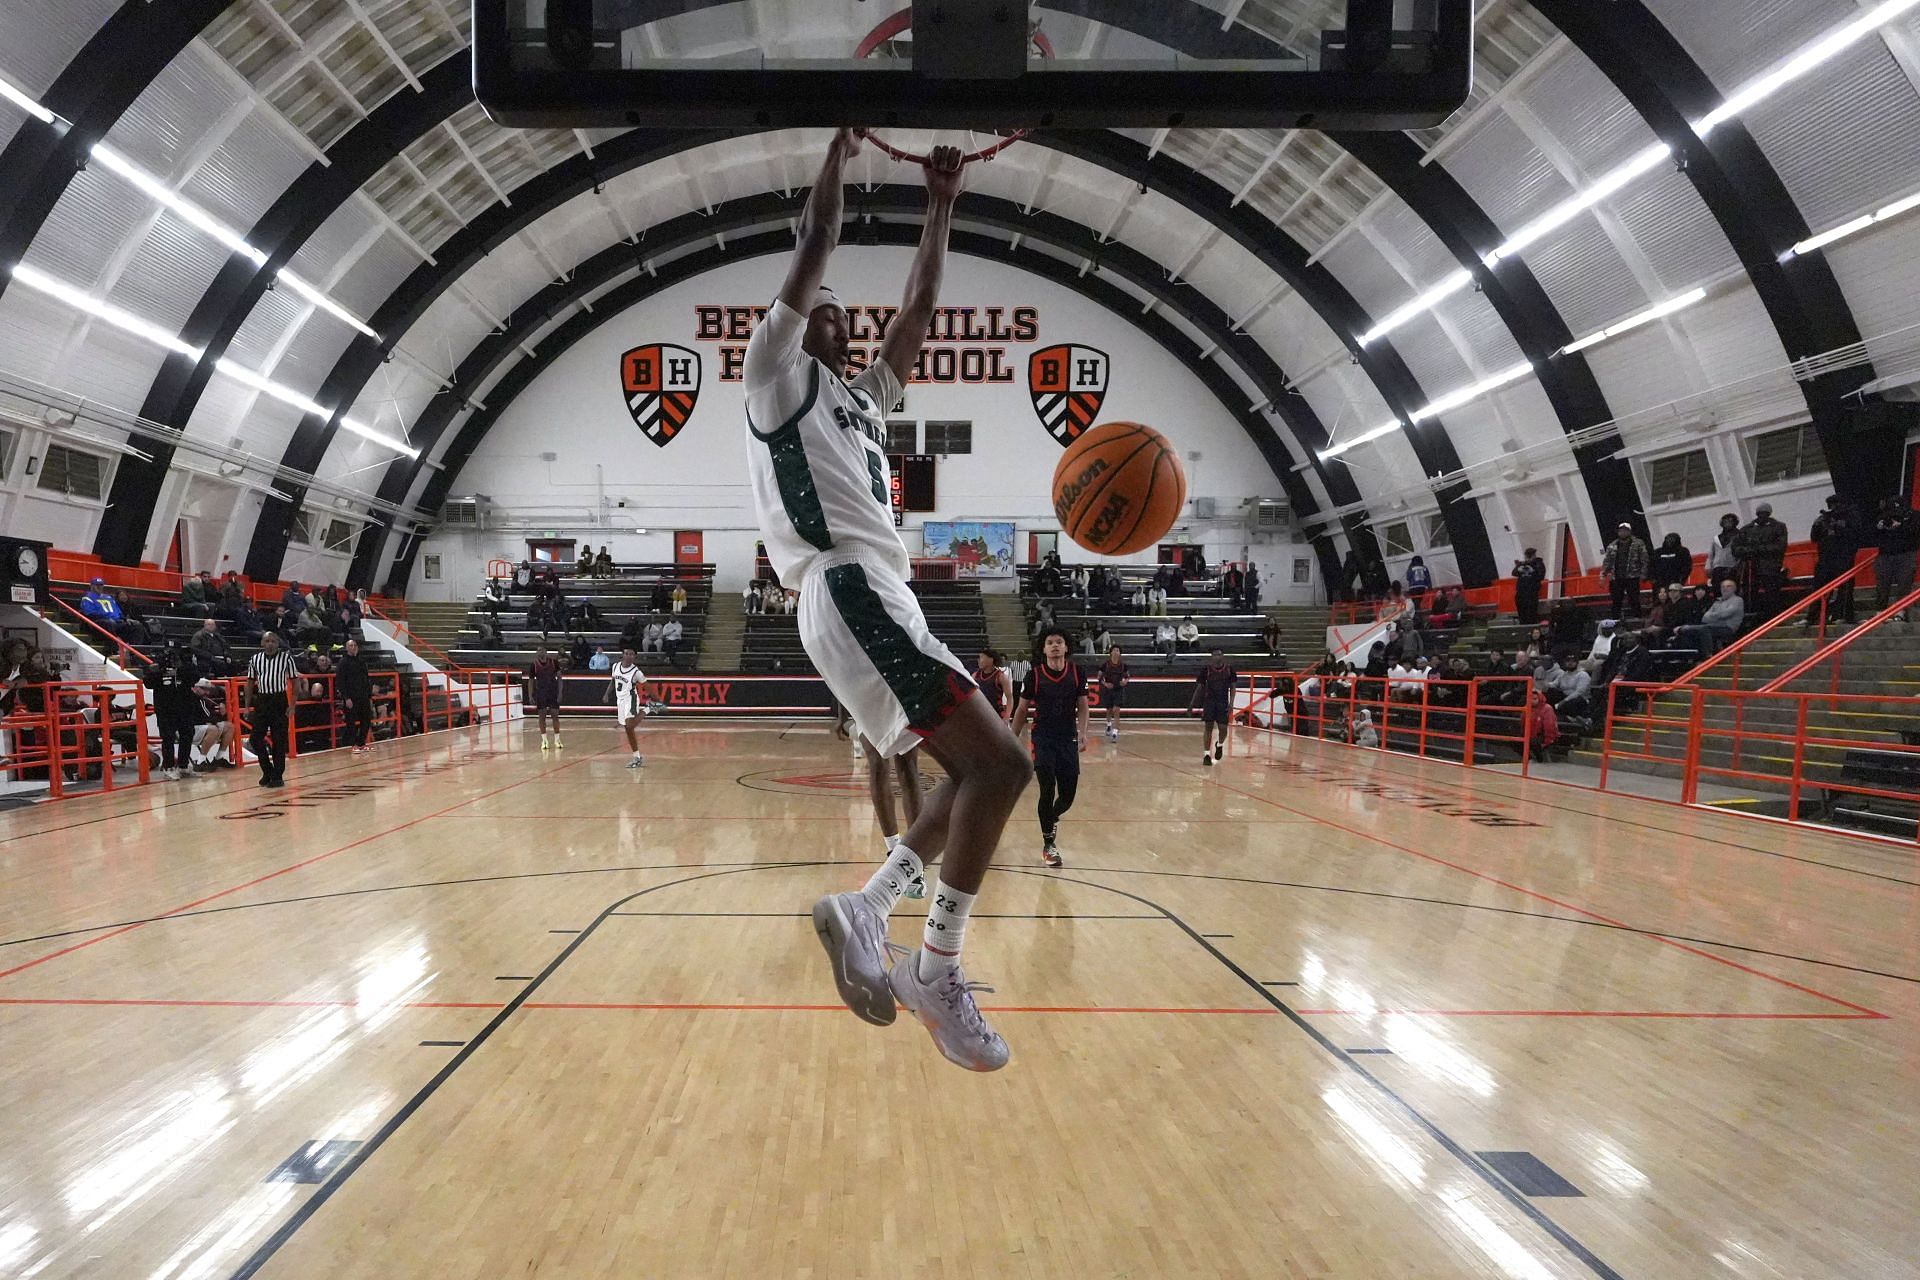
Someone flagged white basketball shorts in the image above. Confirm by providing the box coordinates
[799,550,977,758]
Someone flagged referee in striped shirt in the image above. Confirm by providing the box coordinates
[246,632,298,788]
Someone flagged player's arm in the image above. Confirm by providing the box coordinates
[1010,693,1031,739]
[775,129,861,316]
[876,147,963,386]
[1188,673,1204,714]
[998,670,1013,721]
[1076,689,1091,749]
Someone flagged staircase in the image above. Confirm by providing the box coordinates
[393,601,472,668]
[1575,624,1920,800]
[1264,603,1328,664]
[982,591,1029,661]
[698,605,745,672]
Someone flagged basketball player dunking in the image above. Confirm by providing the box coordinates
[744,129,1032,1072]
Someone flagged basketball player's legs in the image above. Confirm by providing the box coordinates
[862,736,898,837]
[622,709,645,765]
[802,559,1028,1069]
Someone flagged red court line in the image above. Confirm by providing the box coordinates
[1138,748,1890,1020]
[0,998,502,1009]
[465,814,1308,823]
[0,746,615,983]
[1293,1008,1882,1021]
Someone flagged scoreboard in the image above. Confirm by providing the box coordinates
[889,454,936,525]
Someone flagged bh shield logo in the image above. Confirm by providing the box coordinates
[621,344,701,447]
[1028,344,1110,445]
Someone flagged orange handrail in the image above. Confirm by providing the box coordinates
[363,599,468,675]
[1665,554,1878,691]
[1755,582,1920,694]
[46,595,155,670]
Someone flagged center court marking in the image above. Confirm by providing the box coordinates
[212,862,1627,1280]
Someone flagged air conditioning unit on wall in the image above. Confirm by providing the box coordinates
[440,495,492,529]
[1246,499,1290,531]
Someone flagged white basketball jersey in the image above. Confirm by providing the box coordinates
[743,300,911,584]
[611,661,646,713]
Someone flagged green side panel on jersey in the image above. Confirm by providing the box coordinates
[823,562,972,730]
[747,363,830,553]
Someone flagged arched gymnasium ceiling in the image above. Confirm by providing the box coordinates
[3,0,1920,588]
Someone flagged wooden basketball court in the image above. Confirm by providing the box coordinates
[1,720,1914,1279]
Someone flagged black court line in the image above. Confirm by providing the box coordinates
[1001,868,1625,1280]
[494,976,534,981]
[223,861,842,1279]
[418,1040,465,1048]
[1347,1048,1393,1055]
[607,910,1161,920]
[1262,981,1299,987]
[548,929,581,934]
[222,861,1624,1280]
[1294,736,1920,889]
[0,729,507,846]
[1201,933,1233,939]
[9,855,1914,987]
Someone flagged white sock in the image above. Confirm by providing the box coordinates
[859,843,925,916]
[918,879,975,981]
[542,732,551,746]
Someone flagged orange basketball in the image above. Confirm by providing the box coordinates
[1051,421,1187,557]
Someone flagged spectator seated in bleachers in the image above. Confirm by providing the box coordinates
[1673,579,1745,656]
[179,571,214,617]
[1389,657,1428,701]
[112,591,155,646]
[662,617,684,665]
[1543,654,1593,719]
[295,602,331,648]
[1153,619,1177,658]
[671,584,688,613]
[572,599,605,630]
[1262,619,1284,658]
[593,546,614,577]
[589,644,611,672]
[576,549,595,578]
[642,618,664,654]
[1428,586,1468,629]
[1587,618,1618,665]
[473,613,502,647]
[512,559,535,594]
[485,577,509,609]
[77,578,132,642]
[1176,615,1201,652]
[1528,689,1558,761]
[280,581,308,618]
[569,635,593,668]
[189,618,233,675]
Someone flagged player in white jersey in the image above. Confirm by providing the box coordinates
[744,130,1032,1072]
[606,645,648,768]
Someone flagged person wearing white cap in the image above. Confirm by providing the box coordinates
[743,128,1025,1072]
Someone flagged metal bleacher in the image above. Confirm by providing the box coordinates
[444,564,715,670]
[1017,564,1281,673]
[741,579,989,674]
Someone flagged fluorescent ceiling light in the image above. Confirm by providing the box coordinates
[1558,288,1708,356]
[90,143,267,266]
[0,72,54,125]
[1319,360,1537,459]
[1364,3,1920,339]
[10,263,204,358]
[1319,420,1404,460]
[1359,269,1471,346]
[1697,0,1920,136]
[1484,143,1672,266]
[1410,360,1534,424]
[13,261,412,459]
[1789,189,1920,256]
[277,270,380,340]
[87,142,381,341]
[212,358,330,420]
[339,416,420,459]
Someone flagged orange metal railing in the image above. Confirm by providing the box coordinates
[1663,555,1880,692]
[0,679,150,799]
[46,595,155,671]
[1755,583,1920,695]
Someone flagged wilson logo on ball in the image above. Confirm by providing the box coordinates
[1028,344,1109,445]
[1051,458,1110,524]
[621,343,701,447]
